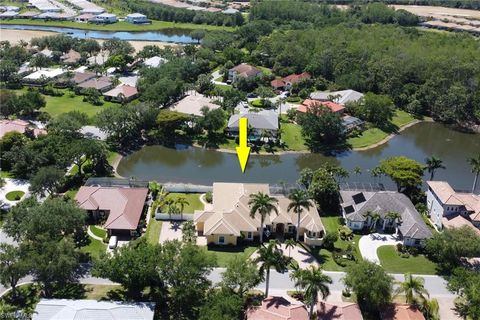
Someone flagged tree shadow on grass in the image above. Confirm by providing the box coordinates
[51,283,86,299]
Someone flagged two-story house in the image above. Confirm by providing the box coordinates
[228,63,262,83]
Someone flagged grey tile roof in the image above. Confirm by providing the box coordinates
[340,190,432,239]
[227,110,279,131]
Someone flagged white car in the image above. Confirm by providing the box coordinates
[108,236,118,249]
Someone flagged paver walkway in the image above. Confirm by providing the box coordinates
[358,233,401,264]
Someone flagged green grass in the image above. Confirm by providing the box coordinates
[80,235,106,260]
[280,120,307,151]
[392,110,417,127]
[42,90,117,118]
[164,193,204,213]
[145,219,162,245]
[90,225,107,238]
[257,66,272,76]
[5,190,25,201]
[107,151,120,165]
[0,171,12,178]
[65,188,79,199]
[202,245,257,267]
[214,83,232,92]
[377,245,438,275]
[1,19,235,32]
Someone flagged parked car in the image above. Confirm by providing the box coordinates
[246,92,258,98]
[108,236,118,249]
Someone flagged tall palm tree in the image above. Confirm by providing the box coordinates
[284,238,296,258]
[467,154,480,193]
[425,156,445,181]
[394,273,429,304]
[175,196,189,220]
[363,211,382,231]
[254,240,289,297]
[291,266,332,318]
[385,211,402,234]
[249,192,279,243]
[420,298,440,320]
[287,189,312,241]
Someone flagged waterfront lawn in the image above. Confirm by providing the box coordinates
[280,120,307,151]
[377,245,438,275]
[164,193,204,213]
[1,19,235,32]
[202,244,257,267]
[145,219,162,245]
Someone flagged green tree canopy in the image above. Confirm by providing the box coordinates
[376,156,424,192]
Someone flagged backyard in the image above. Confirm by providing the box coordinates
[42,90,117,118]
[377,245,438,275]
[163,193,204,213]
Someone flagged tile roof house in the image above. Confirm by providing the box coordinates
[228,63,262,83]
[194,183,325,246]
[61,49,82,64]
[340,190,432,246]
[227,110,279,139]
[33,299,155,320]
[72,71,96,85]
[0,119,47,139]
[426,181,480,234]
[316,301,364,320]
[298,99,346,114]
[380,304,425,320]
[75,186,148,235]
[310,89,364,105]
[103,84,138,102]
[78,76,113,92]
[271,72,311,90]
[247,296,309,320]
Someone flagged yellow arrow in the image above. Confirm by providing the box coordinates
[236,117,250,173]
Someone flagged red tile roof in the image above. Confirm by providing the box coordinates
[247,296,308,320]
[317,302,363,320]
[282,72,311,84]
[230,63,261,78]
[381,304,425,320]
[298,99,346,113]
[0,119,46,138]
[75,186,148,230]
[271,79,285,88]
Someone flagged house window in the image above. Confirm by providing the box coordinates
[414,239,421,246]
[288,225,296,233]
[308,231,316,238]
[247,232,253,239]
[218,236,225,244]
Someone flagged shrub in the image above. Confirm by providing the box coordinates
[342,288,351,297]
[288,290,304,301]
[338,226,353,241]
[286,95,301,103]
[396,243,404,253]
[323,232,338,249]
[332,252,348,267]
[205,191,213,203]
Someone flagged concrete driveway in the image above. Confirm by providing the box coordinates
[0,178,30,207]
[358,233,401,264]
[159,221,183,243]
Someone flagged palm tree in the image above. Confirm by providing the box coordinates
[425,156,445,181]
[420,298,440,320]
[291,266,332,318]
[254,240,289,297]
[363,211,381,231]
[353,166,362,177]
[284,238,296,258]
[467,154,480,193]
[287,189,312,241]
[175,196,189,220]
[385,211,402,234]
[249,192,279,243]
[394,273,429,304]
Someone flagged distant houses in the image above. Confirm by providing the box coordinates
[77,76,113,92]
[0,119,47,139]
[90,13,117,24]
[270,72,311,91]
[310,89,364,105]
[228,63,262,83]
[126,12,149,24]
[103,84,138,103]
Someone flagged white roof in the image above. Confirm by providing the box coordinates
[143,56,167,68]
[223,8,239,14]
[33,299,155,320]
[0,11,18,17]
[127,13,146,18]
[80,125,108,140]
[310,89,364,105]
[97,13,116,18]
[23,68,65,80]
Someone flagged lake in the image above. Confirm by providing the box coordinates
[0,24,196,43]
[117,122,480,191]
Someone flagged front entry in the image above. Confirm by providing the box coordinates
[275,223,285,234]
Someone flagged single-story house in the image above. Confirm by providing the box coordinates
[227,110,279,139]
[298,99,346,114]
[61,49,82,64]
[317,301,364,320]
[228,63,262,83]
[72,71,96,85]
[90,13,117,24]
[126,12,149,24]
[247,296,309,320]
[74,13,95,22]
[0,11,18,19]
[75,186,148,236]
[17,11,40,19]
[426,181,480,234]
[23,67,65,85]
[0,119,47,139]
[270,72,311,91]
[380,304,425,320]
[340,190,432,247]
[143,56,168,68]
[33,299,155,320]
[342,115,364,131]
[103,84,138,103]
[310,89,364,105]
[194,183,325,246]
[77,76,112,92]
[170,91,220,116]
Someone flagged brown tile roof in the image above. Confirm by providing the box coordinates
[442,214,480,236]
[282,72,311,84]
[104,84,138,99]
[317,301,363,320]
[75,186,148,230]
[78,77,112,90]
[381,304,425,320]
[427,181,480,220]
[73,71,96,84]
[247,296,308,320]
[0,119,29,138]
[62,49,81,64]
[271,79,285,88]
[230,63,261,78]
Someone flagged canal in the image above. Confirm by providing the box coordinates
[117,122,480,191]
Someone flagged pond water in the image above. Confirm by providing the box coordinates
[0,24,196,43]
[117,122,480,191]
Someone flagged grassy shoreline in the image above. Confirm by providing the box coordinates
[0,19,235,32]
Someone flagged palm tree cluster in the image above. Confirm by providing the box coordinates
[395,273,440,320]
[254,240,290,297]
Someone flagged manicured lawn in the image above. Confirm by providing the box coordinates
[281,121,307,151]
[83,284,123,300]
[1,19,235,32]
[164,193,204,213]
[64,188,79,199]
[202,245,257,267]
[392,110,417,128]
[0,171,12,178]
[90,225,107,239]
[80,235,106,261]
[42,90,117,118]
[107,151,121,166]
[5,190,25,201]
[214,84,232,92]
[377,245,438,275]
[145,219,162,245]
